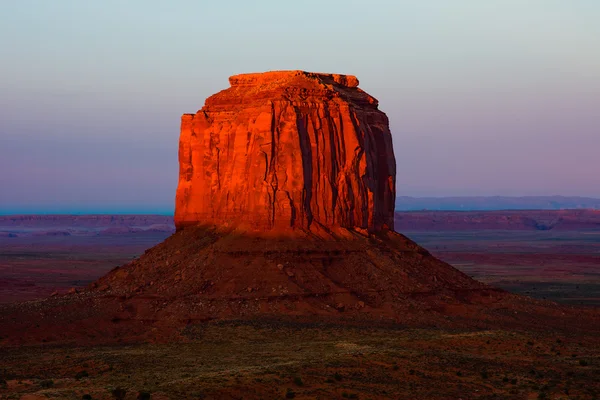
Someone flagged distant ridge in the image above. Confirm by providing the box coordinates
[394,209,600,231]
[0,215,175,237]
[395,196,600,211]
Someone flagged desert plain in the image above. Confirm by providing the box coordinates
[1,211,599,400]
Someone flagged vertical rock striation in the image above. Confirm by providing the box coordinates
[175,70,396,233]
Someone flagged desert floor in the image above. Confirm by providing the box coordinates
[1,219,599,399]
[1,320,599,399]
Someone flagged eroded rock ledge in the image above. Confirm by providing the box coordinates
[228,70,360,88]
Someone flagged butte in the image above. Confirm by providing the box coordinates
[94,70,495,320]
[2,71,594,344]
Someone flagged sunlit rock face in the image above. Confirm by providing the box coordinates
[175,70,396,233]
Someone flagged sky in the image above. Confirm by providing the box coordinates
[1,0,599,214]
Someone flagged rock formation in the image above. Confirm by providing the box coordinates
[175,71,396,233]
[86,72,495,324]
[2,71,547,346]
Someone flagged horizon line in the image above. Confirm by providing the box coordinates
[2,195,600,216]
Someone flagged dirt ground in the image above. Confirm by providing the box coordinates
[0,233,171,303]
[406,230,600,306]
[1,221,599,399]
[1,321,599,400]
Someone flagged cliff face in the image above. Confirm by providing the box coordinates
[175,71,396,232]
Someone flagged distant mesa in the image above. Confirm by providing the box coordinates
[175,70,396,233]
[395,196,600,211]
[0,215,176,237]
[394,209,600,231]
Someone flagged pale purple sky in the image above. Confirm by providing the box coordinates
[1,1,599,213]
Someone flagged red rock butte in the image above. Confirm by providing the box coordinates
[175,70,396,233]
[2,71,598,347]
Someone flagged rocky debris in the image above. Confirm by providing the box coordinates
[175,70,396,233]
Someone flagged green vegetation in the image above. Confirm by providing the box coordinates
[75,370,89,380]
[112,387,127,400]
[39,379,54,388]
[137,391,151,400]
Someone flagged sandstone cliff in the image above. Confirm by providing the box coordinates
[175,71,396,232]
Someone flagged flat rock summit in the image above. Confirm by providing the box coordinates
[1,71,596,345]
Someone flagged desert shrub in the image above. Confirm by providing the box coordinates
[393,365,399,371]
[137,391,151,400]
[39,379,54,388]
[285,388,296,399]
[409,369,415,375]
[348,394,359,399]
[503,376,509,383]
[456,371,462,377]
[480,370,489,379]
[511,378,517,385]
[334,372,343,381]
[293,376,303,386]
[112,387,127,400]
[75,370,89,380]
[579,359,589,366]
[82,395,92,400]
[0,379,7,389]
[325,378,334,383]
